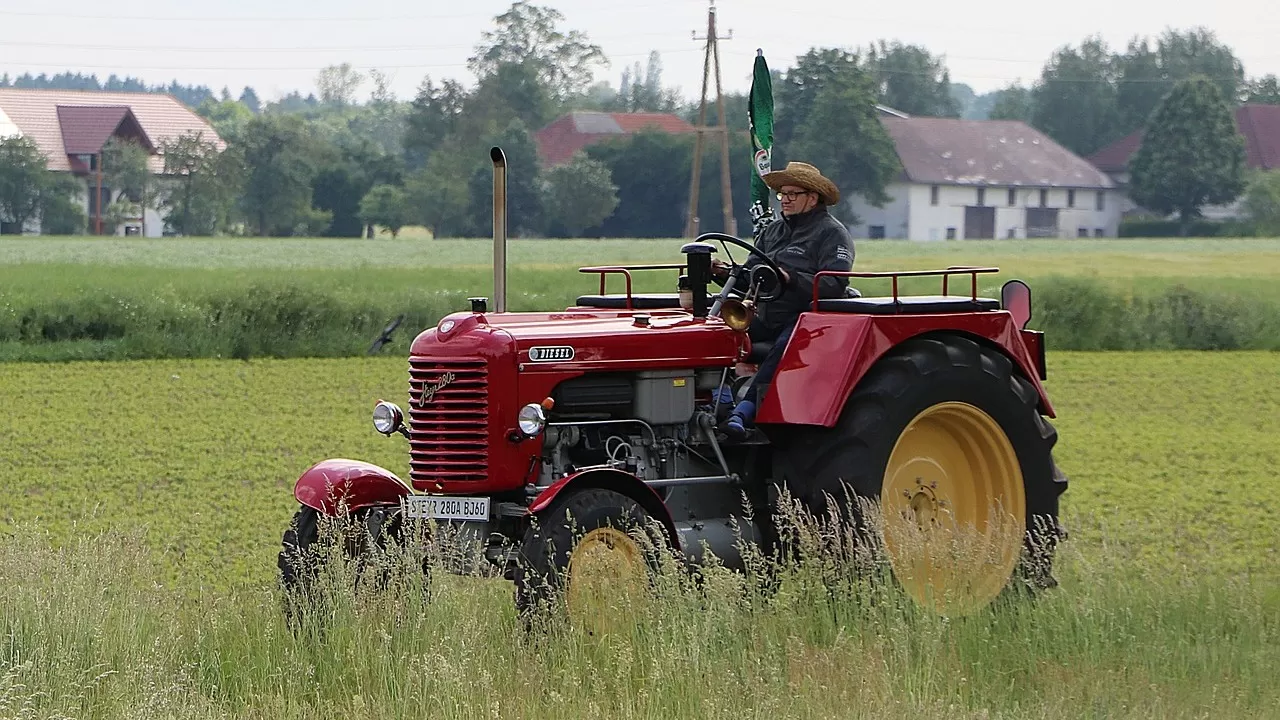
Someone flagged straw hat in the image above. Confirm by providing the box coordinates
[762,162,841,205]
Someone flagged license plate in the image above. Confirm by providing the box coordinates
[402,494,491,522]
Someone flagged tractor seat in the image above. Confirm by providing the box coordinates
[574,293,684,310]
[745,338,773,363]
[816,295,1000,314]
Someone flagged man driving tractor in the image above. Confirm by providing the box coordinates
[712,161,856,438]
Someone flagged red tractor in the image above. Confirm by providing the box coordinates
[278,147,1068,622]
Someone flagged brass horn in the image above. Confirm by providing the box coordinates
[720,297,756,332]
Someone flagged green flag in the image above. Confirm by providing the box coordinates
[748,48,776,239]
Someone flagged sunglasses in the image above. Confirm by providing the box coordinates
[776,190,812,201]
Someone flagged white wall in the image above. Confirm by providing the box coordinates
[849,182,1123,240]
[845,182,910,239]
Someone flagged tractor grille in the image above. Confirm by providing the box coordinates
[408,357,489,485]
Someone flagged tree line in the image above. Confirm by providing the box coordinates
[3,3,1280,237]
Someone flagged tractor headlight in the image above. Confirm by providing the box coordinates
[517,403,547,437]
[373,401,404,436]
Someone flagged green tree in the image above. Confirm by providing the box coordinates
[158,131,244,236]
[790,70,902,219]
[865,40,960,117]
[39,172,86,235]
[101,137,154,233]
[1030,36,1123,156]
[402,148,474,239]
[464,61,556,143]
[1117,29,1246,132]
[464,120,544,236]
[1242,170,1280,235]
[316,63,364,107]
[988,83,1034,121]
[773,47,863,154]
[468,1,607,104]
[359,183,411,238]
[196,98,254,143]
[584,129,692,238]
[0,135,50,233]
[403,76,467,169]
[238,114,327,236]
[541,151,619,237]
[1129,75,1247,236]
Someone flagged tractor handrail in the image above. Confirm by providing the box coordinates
[578,263,687,308]
[812,266,1000,308]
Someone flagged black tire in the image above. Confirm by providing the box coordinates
[782,333,1068,614]
[277,503,425,620]
[513,488,668,631]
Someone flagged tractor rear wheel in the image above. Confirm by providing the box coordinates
[513,488,667,633]
[792,334,1067,616]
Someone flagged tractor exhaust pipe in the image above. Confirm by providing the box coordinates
[491,146,508,313]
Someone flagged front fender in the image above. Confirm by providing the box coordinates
[528,467,679,551]
[294,458,412,515]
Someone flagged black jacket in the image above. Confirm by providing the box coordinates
[740,205,855,329]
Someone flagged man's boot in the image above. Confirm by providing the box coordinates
[725,399,756,440]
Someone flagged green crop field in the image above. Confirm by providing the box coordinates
[2,351,1278,718]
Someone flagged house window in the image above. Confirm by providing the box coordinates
[1078,227,1089,237]
[931,185,939,205]
[869,225,885,239]
[1068,189,1076,208]
[946,227,957,240]
[976,187,985,206]
[1039,189,1048,207]
[1096,191,1105,211]
[1008,188,1016,206]
[1007,228,1017,239]
[1095,228,1105,237]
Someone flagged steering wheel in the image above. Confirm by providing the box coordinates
[695,232,789,303]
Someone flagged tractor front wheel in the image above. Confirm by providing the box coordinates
[513,488,667,633]
[795,334,1067,616]
[277,503,424,621]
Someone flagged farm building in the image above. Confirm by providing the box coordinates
[1087,103,1280,220]
[848,112,1123,241]
[534,111,696,166]
[0,88,224,236]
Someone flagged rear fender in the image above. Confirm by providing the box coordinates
[294,458,413,515]
[758,313,1055,427]
[528,467,679,551]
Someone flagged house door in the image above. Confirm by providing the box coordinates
[964,206,995,239]
[1025,208,1059,238]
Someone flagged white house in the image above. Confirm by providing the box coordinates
[0,88,225,236]
[847,114,1123,240]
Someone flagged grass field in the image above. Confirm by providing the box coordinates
[3,236,1280,360]
[3,237,1279,716]
[2,351,1278,717]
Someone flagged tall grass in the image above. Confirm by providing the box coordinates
[3,495,1276,720]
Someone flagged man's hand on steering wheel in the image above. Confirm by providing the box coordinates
[697,232,791,304]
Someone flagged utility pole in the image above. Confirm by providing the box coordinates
[684,0,736,238]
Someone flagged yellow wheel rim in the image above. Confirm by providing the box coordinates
[880,401,1026,616]
[565,526,649,633]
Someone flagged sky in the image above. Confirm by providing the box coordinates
[2,0,1278,104]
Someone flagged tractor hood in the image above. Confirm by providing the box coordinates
[411,309,746,371]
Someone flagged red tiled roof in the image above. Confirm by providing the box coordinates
[1088,104,1280,173]
[535,111,696,166]
[0,88,224,173]
[56,105,150,155]
[880,116,1115,188]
